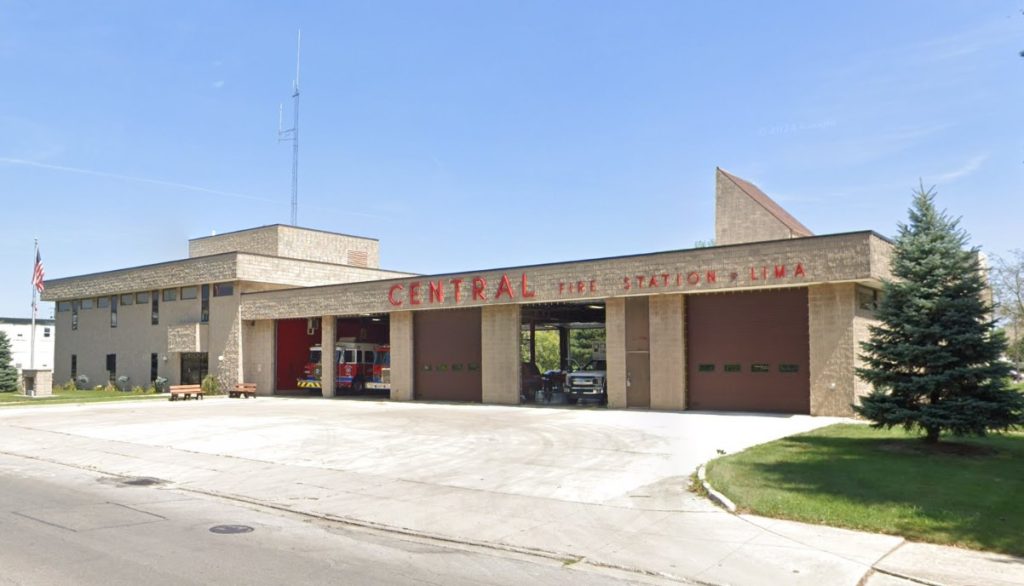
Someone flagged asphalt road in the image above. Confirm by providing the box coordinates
[0,453,655,586]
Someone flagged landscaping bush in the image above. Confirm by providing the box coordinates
[115,375,131,392]
[75,375,90,390]
[153,376,168,393]
[201,374,222,395]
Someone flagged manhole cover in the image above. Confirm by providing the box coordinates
[209,525,255,535]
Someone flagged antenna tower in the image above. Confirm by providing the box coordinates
[278,30,301,226]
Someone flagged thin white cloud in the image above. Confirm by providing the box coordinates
[0,156,389,219]
[212,80,225,89]
[932,154,988,183]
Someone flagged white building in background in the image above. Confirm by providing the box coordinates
[0,317,56,374]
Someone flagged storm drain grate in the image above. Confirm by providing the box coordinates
[209,525,255,535]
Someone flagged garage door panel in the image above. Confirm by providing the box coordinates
[414,309,482,402]
[687,289,809,414]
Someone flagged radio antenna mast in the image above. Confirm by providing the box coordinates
[278,30,301,226]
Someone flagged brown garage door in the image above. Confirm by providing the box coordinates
[414,308,482,402]
[686,288,809,413]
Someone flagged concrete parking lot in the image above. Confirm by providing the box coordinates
[0,397,904,584]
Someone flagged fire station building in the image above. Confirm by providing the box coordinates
[44,168,892,416]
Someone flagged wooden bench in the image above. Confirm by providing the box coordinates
[169,384,204,401]
[230,383,257,399]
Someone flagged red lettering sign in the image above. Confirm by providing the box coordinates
[450,278,464,303]
[495,274,515,300]
[429,280,444,303]
[472,277,487,300]
[409,281,422,305]
[388,284,404,307]
[521,273,536,298]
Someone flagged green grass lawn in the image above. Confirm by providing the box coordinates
[706,423,1024,557]
[0,387,165,407]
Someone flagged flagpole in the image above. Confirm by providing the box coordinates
[30,238,38,370]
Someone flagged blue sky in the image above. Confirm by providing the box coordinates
[1,0,1021,318]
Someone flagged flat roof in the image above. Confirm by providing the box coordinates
[188,223,379,243]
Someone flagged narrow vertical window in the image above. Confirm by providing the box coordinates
[72,300,79,331]
[71,354,77,379]
[150,353,159,383]
[151,291,159,325]
[201,284,210,323]
[110,295,118,328]
[105,354,117,382]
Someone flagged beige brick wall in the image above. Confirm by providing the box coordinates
[649,293,686,410]
[852,311,878,406]
[481,305,521,405]
[167,323,202,352]
[320,315,336,398]
[189,226,279,258]
[241,319,275,396]
[715,173,797,246]
[605,298,627,408]
[808,283,858,416]
[241,232,888,320]
[277,225,381,268]
[189,225,381,268]
[389,312,414,401]
[44,253,410,303]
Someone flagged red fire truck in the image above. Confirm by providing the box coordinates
[297,341,391,393]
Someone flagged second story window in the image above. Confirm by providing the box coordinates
[201,284,210,323]
[72,300,79,330]
[110,295,118,328]
[151,291,159,325]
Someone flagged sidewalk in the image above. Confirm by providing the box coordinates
[0,399,1020,585]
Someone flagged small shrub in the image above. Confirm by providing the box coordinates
[201,374,222,395]
[93,385,103,391]
[75,374,90,390]
[60,379,78,392]
[115,375,131,392]
[153,376,168,393]
[130,386,147,395]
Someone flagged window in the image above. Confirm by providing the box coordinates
[105,354,117,381]
[200,285,210,323]
[213,282,234,297]
[364,351,375,364]
[162,289,177,302]
[857,285,881,312]
[344,350,356,363]
[72,300,79,330]
[120,294,133,305]
[151,291,159,325]
[698,364,715,372]
[57,301,71,312]
[779,364,800,373]
[181,286,198,300]
[80,298,94,310]
[110,296,118,328]
[71,354,77,379]
[136,291,150,304]
[724,363,741,373]
[151,353,159,383]
[43,327,51,338]
[751,363,770,373]
[97,296,110,309]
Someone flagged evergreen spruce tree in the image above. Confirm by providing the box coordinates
[0,331,19,392]
[856,186,1024,442]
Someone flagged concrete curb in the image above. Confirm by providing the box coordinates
[697,463,737,513]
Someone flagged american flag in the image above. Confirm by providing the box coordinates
[32,249,45,293]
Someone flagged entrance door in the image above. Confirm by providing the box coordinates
[180,352,208,385]
[625,297,650,407]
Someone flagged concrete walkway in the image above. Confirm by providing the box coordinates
[0,398,1019,585]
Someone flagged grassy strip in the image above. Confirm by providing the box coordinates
[0,388,165,407]
[705,423,1024,557]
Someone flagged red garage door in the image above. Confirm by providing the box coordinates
[414,308,482,402]
[686,289,809,413]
